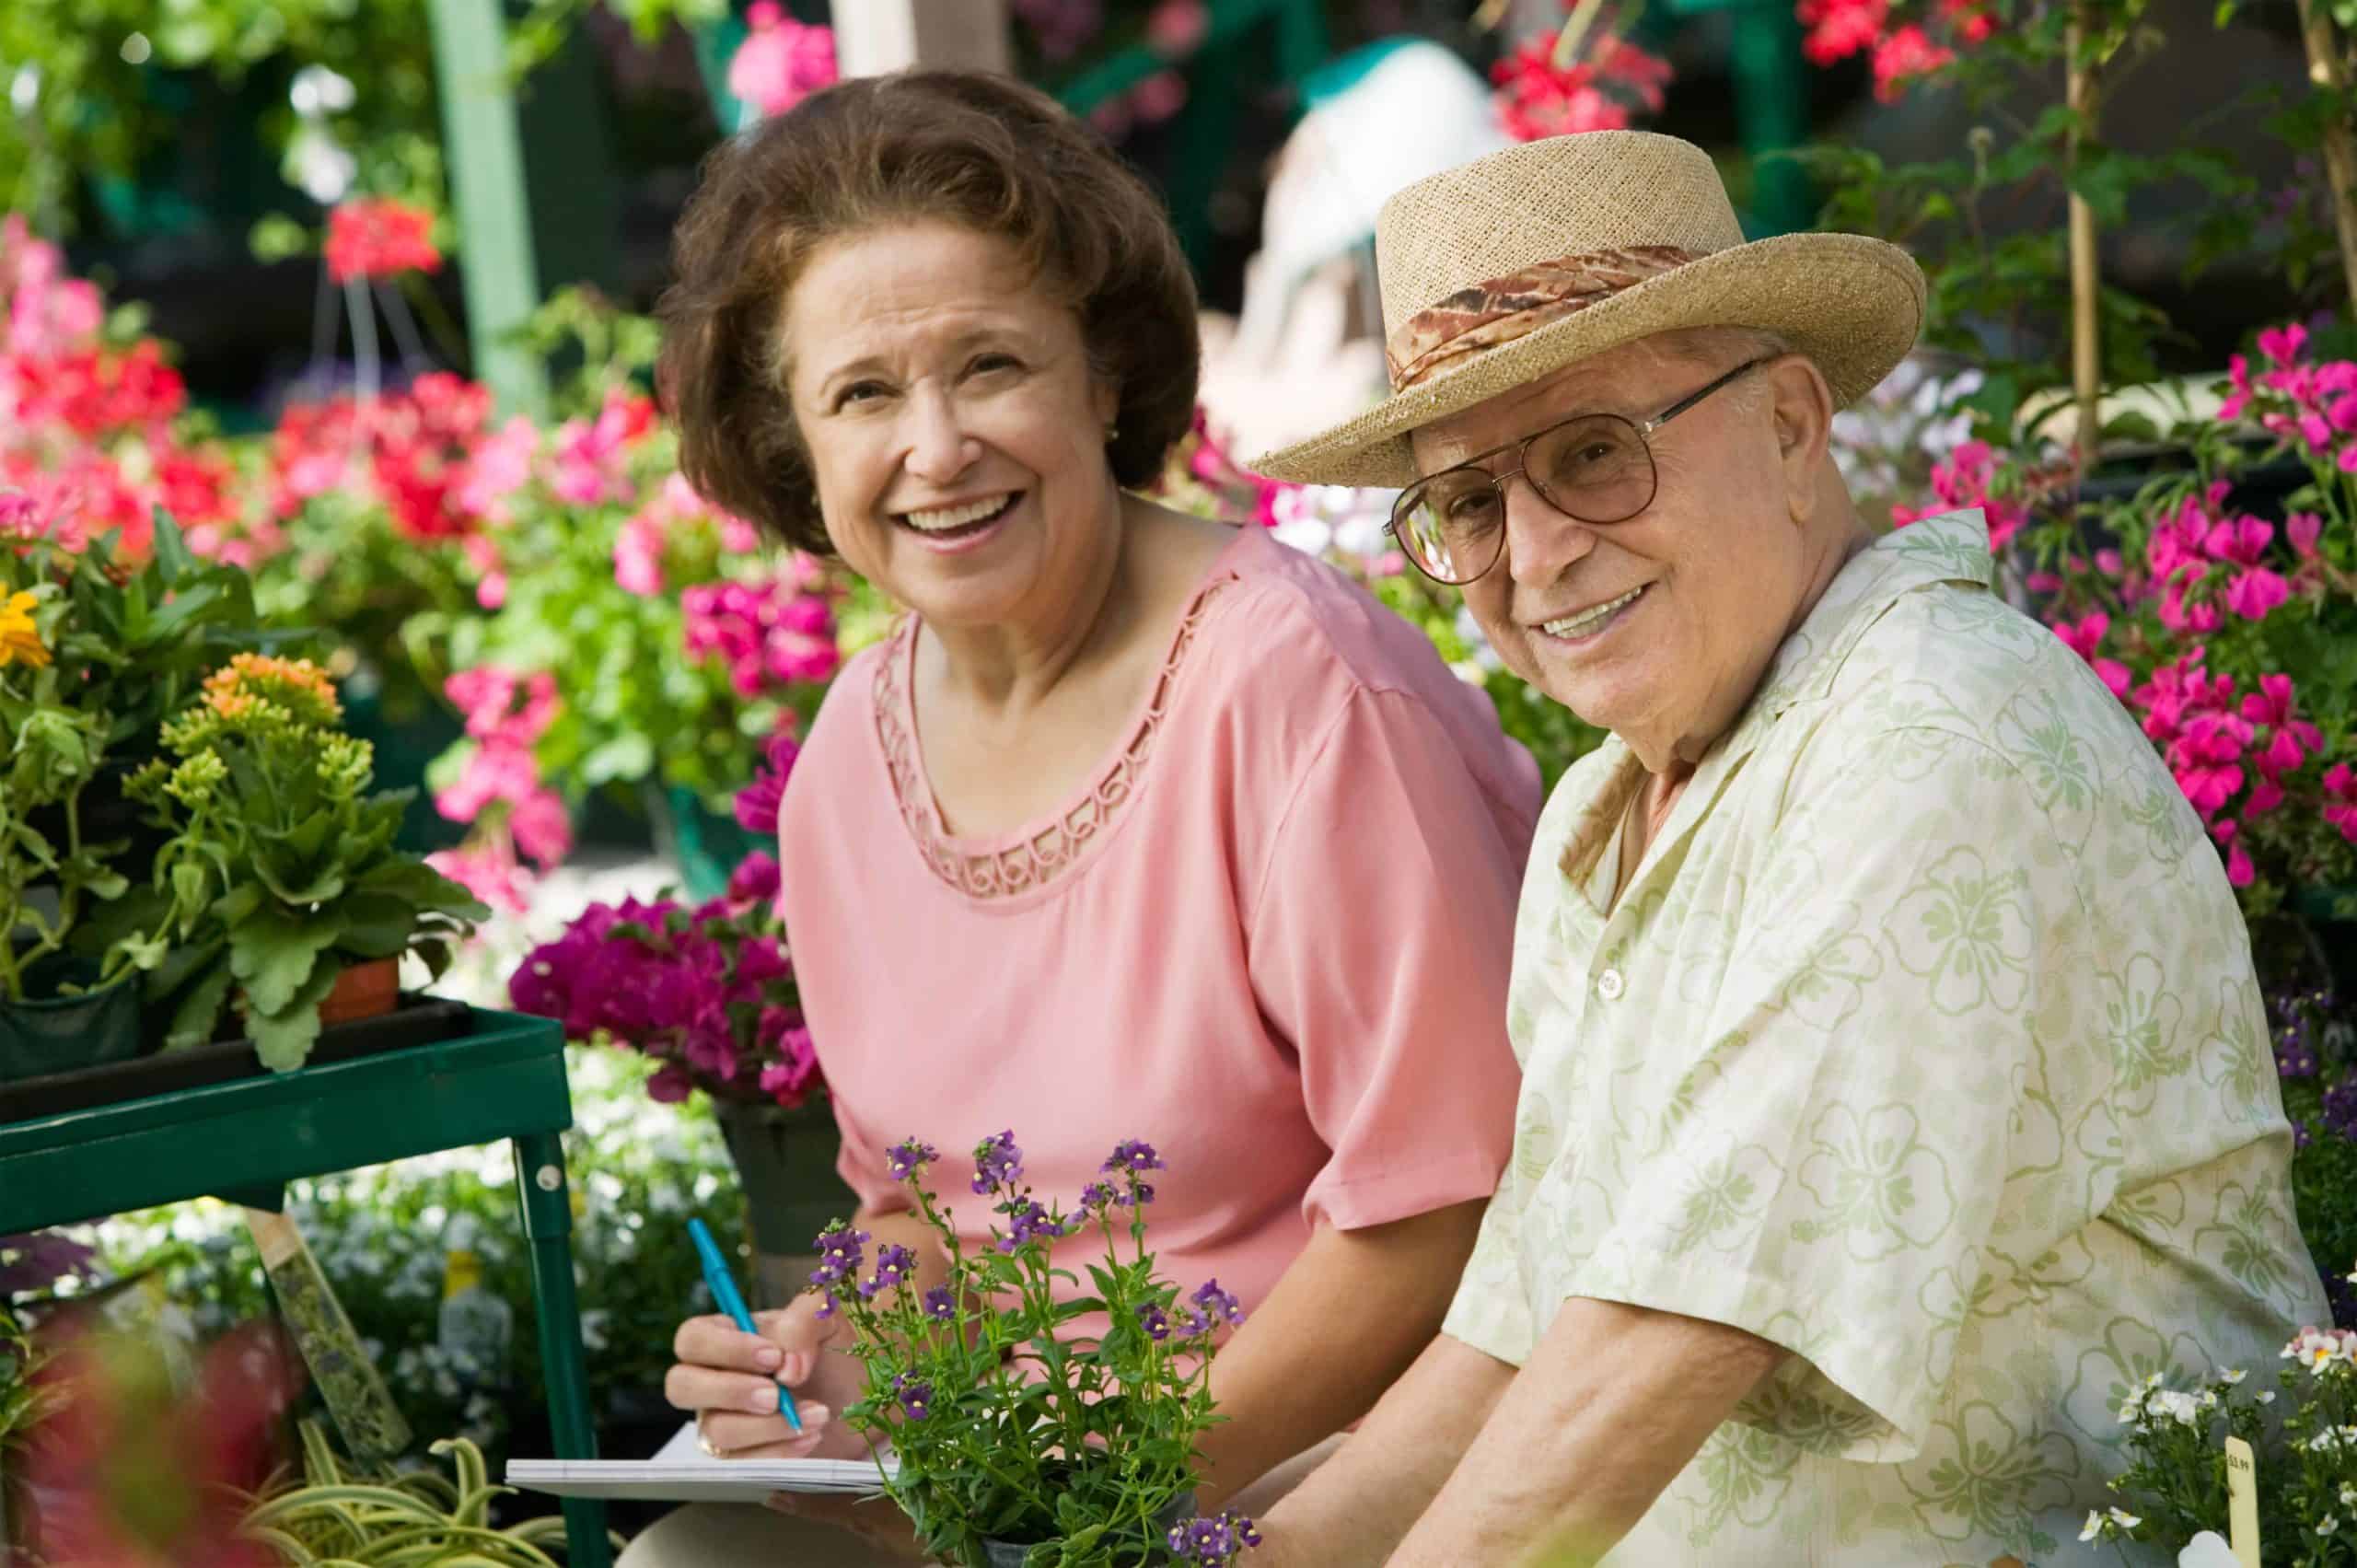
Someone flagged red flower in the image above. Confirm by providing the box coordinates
[1490,32,1674,142]
[1871,24,1956,100]
[1798,0,1889,64]
[21,1321,301,1568]
[324,199,443,285]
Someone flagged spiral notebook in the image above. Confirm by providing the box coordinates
[505,1420,898,1504]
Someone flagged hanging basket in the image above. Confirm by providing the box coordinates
[711,1097,858,1263]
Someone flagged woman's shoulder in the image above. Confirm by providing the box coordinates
[1178,528,1538,793]
[1190,528,1469,707]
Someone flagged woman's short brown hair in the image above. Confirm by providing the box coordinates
[657,70,1201,555]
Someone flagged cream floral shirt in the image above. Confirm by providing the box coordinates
[1442,512,2328,1566]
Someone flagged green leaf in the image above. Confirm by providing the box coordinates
[229,902,345,1016]
[164,955,236,1051]
[150,507,195,585]
[248,961,342,1072]
[335,891,418,958]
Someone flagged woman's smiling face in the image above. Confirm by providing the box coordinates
[781,221,1121,631]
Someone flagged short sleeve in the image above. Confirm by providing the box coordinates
[1246,687,1533,1234]
[1558,724,2101,1460]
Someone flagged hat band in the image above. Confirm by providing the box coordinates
[1383,244,1701,391]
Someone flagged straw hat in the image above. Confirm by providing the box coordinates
[1248,131,1926,489]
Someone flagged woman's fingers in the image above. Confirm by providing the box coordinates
[664,1362,791,1415]
[697,1404,832,1456]
[673,1313,784,1375]
[756,1299,842,1388]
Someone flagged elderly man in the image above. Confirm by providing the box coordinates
[1246,132,2327,1565]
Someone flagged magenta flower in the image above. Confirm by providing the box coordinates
[2324,764,2357,844]
[727,4,837,119]
[733,729,802,836]
[726,850,783,911]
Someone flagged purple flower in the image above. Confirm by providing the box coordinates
[2293,1117,2314,1151]
[1103,1139,1167,1175]
[861,1242,918,1299]
[809,1224,871,1288]
[1076,1180,1118,1214]
[998,1200,1066,1252]
[887,1139,943,1182]
[971,1129,1023,1194]
[1167,1511,1261,1566]
[1130,1181,1156,1207]
[891,1372,935,1421]
[2324,1078,2357,1143]
[923,1286,956,1322]
[1190,1279,1246,1327]
[1136,1303,1171,1342]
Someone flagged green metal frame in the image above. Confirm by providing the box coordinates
[0,1008,610,1568]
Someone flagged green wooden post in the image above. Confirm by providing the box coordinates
[424,0,550,420]
[1666,0,1817,236]
[1727,0,1817,236]
[514,1131,610,1568]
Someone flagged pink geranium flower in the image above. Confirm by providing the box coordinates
[727,4,837,119]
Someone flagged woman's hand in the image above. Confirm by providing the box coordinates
[662,1293,867,1459]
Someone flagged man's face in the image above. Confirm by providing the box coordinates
[1409,334,1820,762]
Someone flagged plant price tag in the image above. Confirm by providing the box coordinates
[2223,1434,2260,1568]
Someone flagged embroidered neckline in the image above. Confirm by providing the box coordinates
[872,567,1240,900]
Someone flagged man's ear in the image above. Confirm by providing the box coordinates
[1766,355,1835,524]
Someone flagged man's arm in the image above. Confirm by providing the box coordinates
[1257,1299,1785,1566]
[1191,1199,1486,1510]
[1247,1331,1517,1565]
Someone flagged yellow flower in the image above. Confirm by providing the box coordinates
[0,588,49,669]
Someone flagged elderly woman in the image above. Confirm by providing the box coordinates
[618,72,1541,1565]
[1241,132,2328,1565]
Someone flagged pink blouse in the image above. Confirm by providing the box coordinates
[774,525,1538,1321]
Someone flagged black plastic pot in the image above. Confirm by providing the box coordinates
[0,965,145,1085]
[0,993,470,1121]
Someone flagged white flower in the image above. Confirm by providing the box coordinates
[2320,1516,2340,1538]
[2079,1511,2105,1543]
[2258,1390,2277,1404]
[2220,1367,2247,1386]
[2110,1508,2142,1531]
[2340,1483,2357,1509]
[2150,1389,2203,1428]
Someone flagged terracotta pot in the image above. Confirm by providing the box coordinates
[317,958,401,1028]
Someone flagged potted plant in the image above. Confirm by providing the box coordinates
[0,504,279,1077]
[805,1132,1260,1568]
[92,650,490,1068]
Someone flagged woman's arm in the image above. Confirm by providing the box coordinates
[1190,1198,1487,1510]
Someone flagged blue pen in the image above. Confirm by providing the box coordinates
[688,1216,803,1433]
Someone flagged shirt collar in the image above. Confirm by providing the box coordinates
[1553,510,1993,901]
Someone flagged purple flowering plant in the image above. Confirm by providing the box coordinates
[504,847,822,1108]
[806,1132,1259,1567]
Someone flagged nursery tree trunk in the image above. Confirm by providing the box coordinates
[2066,4,2104,472]
[2295,0,2357,310]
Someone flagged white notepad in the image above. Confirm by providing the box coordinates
[505,1420,898,1504]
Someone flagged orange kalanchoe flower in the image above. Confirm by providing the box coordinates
[0,588,49,669]
[200,652,341,725]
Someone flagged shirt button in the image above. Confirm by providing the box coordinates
[1596,968,1625,1002]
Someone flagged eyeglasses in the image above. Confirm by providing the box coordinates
[1388,357,1772,586]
